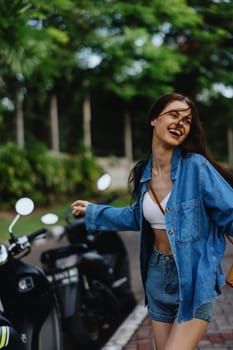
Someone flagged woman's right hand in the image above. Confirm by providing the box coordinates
[71,200,90,216]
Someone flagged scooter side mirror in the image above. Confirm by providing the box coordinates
[97,173,112,191]
[15,197,34,216]
[9,197,35,234]
[41,213,59,225]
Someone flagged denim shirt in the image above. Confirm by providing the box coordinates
[85,147,233,322]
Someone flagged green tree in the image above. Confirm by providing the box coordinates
[66,0,202,158]
[0,0,72,147]
[1,0,232,163]
[169,0,233,162]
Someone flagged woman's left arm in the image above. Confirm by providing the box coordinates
[201,160,233,236]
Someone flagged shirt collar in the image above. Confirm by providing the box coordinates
[140,146,184,183]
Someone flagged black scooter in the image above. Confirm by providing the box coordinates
[40,174,136,349]
[0,198,63,350]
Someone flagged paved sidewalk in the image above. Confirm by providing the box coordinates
[103,249,233,350]
[123,284,233,350]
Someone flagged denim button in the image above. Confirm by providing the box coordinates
[165,207,170,213]
[168,229,174,235]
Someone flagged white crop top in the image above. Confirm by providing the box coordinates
[142,191,170,229]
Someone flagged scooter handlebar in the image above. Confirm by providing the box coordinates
[8,228,47,256]
[28,228,47,243]
[65,216,86,233]
[46,217,86,242]
[31,213,87,243]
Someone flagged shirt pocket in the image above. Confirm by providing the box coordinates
[174,199,200,244]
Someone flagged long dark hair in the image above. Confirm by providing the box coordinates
[128,92,233,201]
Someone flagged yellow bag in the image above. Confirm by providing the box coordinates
[226,236,233,288]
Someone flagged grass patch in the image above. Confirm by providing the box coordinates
[0,191,131,243]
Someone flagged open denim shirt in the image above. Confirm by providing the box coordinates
[86,147,233,322]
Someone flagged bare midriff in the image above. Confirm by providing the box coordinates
[152,228,172,254]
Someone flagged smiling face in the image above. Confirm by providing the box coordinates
[150,100,192,149]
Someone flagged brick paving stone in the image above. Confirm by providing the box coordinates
[137,340,154,350]
[124,346,137,350]
[132,326,151,340]
[220,332,233,341]
[197,339,211,348]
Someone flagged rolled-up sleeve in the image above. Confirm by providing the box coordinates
[201,160,233,236]
[85,203,140,233]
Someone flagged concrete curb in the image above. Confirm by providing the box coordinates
[101,300,147,350]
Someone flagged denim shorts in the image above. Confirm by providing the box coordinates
[145,247,214,323]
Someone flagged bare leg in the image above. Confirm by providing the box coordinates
[164,318,208,350]
[151,317,208,350]
[151,319,173,350]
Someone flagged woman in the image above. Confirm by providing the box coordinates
[71,93,233,350]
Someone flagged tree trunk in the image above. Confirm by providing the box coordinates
[82,94,92,154]
[50,93,59,153]
[124,110,133,163]
[16,89,24,147]
[227,126,233,166]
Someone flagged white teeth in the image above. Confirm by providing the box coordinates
[169,129,182,136]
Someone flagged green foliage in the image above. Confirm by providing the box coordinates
[26,143,67,204]
[0,143,35,205]
[63,153,102,197]
[0,142,102,209]
[73,0,200,100]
